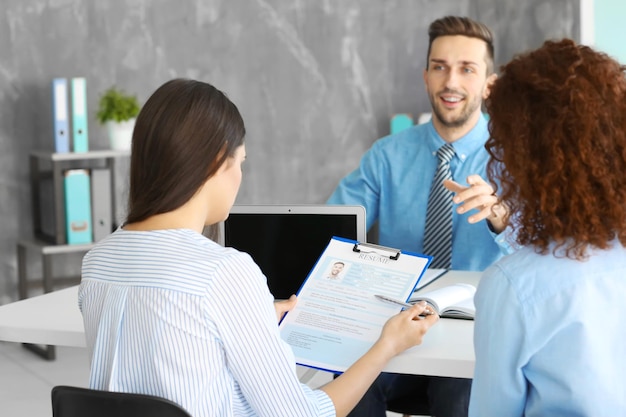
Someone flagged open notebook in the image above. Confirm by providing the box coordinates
[410,283,476,320]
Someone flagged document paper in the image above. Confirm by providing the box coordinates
[278,236,430,374]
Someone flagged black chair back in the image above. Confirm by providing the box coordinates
[51,385,193,417]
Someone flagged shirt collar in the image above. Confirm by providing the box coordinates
[426,114,489,162]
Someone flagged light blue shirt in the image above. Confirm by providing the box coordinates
[328,116,507,271]
[79,228,335,417]
[470,241,626,416]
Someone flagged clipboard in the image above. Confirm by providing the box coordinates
[279,236,431,374]
[351,241,401,260]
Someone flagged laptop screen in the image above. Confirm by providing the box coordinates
[220,205,366,299]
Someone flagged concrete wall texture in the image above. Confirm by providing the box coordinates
[0,0,580,303]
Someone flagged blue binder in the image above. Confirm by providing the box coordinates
[52,78,70,153]
[71,77,89,152]
[64,169,93,244]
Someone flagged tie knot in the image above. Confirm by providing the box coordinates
[437,144,455,163]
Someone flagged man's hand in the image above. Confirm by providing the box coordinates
[444,175,507,234]
[274,295,297,322]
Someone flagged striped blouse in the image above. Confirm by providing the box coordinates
[79,228,335,417]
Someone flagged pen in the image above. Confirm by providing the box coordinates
[374,294,435,316]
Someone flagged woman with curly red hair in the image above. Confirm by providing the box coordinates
[469,39,626,416]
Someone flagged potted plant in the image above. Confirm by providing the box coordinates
[96,86,140,151]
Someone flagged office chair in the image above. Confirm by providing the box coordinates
[51,385,192,417]
[387,396,429,417]
[387,388,431,417]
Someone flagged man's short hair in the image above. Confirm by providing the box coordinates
[426,16,495,74]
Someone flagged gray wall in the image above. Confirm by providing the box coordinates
[0,0,580,303]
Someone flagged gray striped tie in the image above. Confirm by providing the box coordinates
[423,143,455,269]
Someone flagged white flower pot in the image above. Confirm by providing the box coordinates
[106,118,136,151]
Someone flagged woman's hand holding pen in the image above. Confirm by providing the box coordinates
[377,301,439,357]
[322,301,437,417]
[444,175,508,234]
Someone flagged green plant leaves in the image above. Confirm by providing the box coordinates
[96,87,140,124]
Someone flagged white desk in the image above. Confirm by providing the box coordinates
[0,286,85,347]
[0,271,480,378]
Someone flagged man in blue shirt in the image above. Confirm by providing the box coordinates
[327,16,507,417]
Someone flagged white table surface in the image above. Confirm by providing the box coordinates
[0,286,84,347]
[0,271,480,378]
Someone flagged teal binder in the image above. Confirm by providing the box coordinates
[390,113,414,134]
[71,77,89,152]
[64,169,92,244]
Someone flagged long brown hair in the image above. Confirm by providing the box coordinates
[127,79,245,224]
[486,39,626,259]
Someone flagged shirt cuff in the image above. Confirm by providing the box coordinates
[312,388,336,416]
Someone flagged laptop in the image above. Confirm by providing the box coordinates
[219,204,366,299]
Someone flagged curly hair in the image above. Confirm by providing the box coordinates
[485,39,626,260]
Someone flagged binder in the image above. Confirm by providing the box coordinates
[64,169,92,244]
[52,78,70,153]
[71,77,89,152]
[90,168,112,241]
[390,113,414,134]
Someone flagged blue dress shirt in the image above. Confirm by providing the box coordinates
[470,241,626,416]
[327,116,506,271]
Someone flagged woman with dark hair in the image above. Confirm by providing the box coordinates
[469,39,626,416]
[78,79,437,417]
